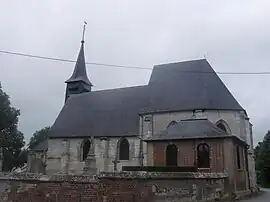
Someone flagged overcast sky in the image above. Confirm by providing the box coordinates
[0,1,270,145]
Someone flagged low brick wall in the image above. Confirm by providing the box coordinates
[0,172,229,202]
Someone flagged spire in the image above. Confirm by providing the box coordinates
[65,22,93,86]
[81,21,87,43]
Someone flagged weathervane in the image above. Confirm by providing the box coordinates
[81,21,87,43]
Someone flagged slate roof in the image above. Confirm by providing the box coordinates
[50,59,245,138]
[143,59,244,113]
[65,41,93,86]
[31,140,48,152]
[50,85,150,137]
[143,119,227,141]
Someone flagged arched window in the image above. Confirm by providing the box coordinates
[81,139,91,161]
[167,121,177,128]
[118,138,130,160]
[166,144,178,166]
[217,123,227,132]
[197,143,210,168]
[215,120,231,134]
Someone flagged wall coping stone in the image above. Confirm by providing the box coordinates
[0,172,97,183]
[0,171,228,182]
[99,171,228,179]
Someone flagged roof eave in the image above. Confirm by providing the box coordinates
[65,78,93,86]
[48,134,139,139]
[139,108,246,116]
[144,135,248,147]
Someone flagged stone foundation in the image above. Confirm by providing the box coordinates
[0,172,229,202]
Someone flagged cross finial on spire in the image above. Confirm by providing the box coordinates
[81,21,87,43]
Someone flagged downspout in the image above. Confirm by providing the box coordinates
[113,141,118,171]
[151,114,154,137]
[65,140,70,174]
[245,145,251,190]
[104,138,109,171]
[139,114,144,167]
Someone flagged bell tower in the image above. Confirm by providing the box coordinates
[65,22,93,102]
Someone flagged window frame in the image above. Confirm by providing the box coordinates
[197,143,210,168]
[118,137,130,161]
[215,120,231,134]
[167,121,178,128]
[80,139,91,162]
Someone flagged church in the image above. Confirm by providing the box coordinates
[29,36,257,193]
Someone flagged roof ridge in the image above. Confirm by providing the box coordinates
[153,58,206,68]
[92,85,148,93]
[180,118,208,121]
[67,84,148,100]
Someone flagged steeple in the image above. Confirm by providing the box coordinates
[65,22,93,102]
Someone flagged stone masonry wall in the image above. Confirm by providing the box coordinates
[142,110,246,139]
[47,136,141,175]
[46,109,256,192]
[0,172,229,202]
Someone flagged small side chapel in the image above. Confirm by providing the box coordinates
[144,119,250,192]
[27,25,257,194]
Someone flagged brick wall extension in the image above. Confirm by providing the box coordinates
[152,139,225,172]
[0,172,229,202]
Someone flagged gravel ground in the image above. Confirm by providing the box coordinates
[240,189,270,202]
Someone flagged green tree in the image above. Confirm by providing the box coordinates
[28,126,50,150]
[254,141,262,184]
[255,131,270,187]
[0,83,25,171]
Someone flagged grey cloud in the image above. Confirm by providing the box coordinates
[0,0,270,144]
